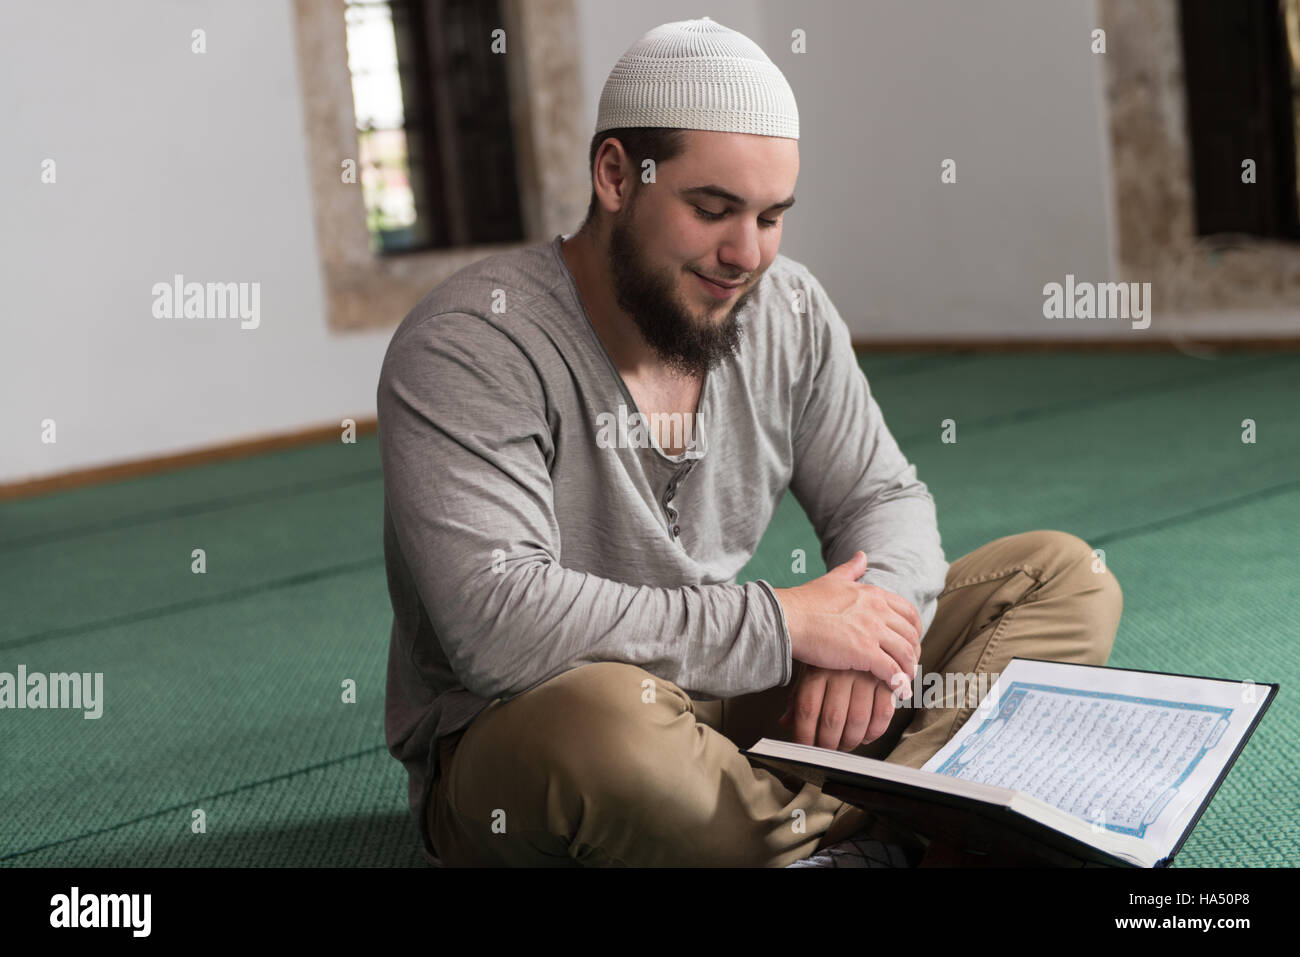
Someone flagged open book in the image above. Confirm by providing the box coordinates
[743,658,1277,867]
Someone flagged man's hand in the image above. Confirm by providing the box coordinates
[772,551,923,694]
[778,663,899,751]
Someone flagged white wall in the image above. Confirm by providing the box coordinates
[1,0,1250,485]
[0,0,394,485]
[751,0,1114,339]
[571,1,1295,339]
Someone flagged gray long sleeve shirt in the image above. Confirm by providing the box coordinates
[378,233,949,861]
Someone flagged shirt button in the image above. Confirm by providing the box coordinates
[672,524,681,537]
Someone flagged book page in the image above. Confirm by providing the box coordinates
[919,659,1273,859]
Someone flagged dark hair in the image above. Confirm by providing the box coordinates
[583,127,689,228]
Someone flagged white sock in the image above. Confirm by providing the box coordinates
[785,832,913,868]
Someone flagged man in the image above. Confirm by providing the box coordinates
[378,17,1122,867]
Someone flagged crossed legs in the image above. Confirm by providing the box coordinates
[428,530,1122,866]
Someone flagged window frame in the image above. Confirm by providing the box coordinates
[291,0,587,332]
[1098,0,1300,329]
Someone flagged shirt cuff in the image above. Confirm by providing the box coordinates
[754,579,793,687]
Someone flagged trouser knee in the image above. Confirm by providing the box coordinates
[440,662,698,862]
[1020,529,1124,664]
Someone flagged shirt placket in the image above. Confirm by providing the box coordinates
[662,458,698,542]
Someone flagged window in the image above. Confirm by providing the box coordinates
[1178,0,1300,240]
[1096,0,1300,326]
[343,0,526,254]
[292,0,585,331]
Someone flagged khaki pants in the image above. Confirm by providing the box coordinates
[428,530,1122,866]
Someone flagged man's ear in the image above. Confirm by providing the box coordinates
[593,139,637,215]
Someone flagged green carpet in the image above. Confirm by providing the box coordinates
[1,351,1295,867]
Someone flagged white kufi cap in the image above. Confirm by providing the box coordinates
[594,16,799,140]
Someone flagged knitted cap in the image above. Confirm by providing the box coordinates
[594,16,799,140]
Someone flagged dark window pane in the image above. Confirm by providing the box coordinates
[345,0,526,252]
[1179,0,1300,239]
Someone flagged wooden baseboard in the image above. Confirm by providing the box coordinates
[0,418,378,502]
[6,336,1298,501]
[848,337,1300,351]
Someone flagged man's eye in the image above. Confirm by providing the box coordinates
[694,206,781,228]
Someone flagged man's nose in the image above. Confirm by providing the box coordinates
[717,219,762,276]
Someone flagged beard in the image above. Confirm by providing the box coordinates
[605,198,758,379]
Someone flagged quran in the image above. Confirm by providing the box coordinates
[744,658,1277,867]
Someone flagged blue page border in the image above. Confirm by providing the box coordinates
[932,682,1234,838]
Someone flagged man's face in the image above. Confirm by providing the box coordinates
[605,130,799,378]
